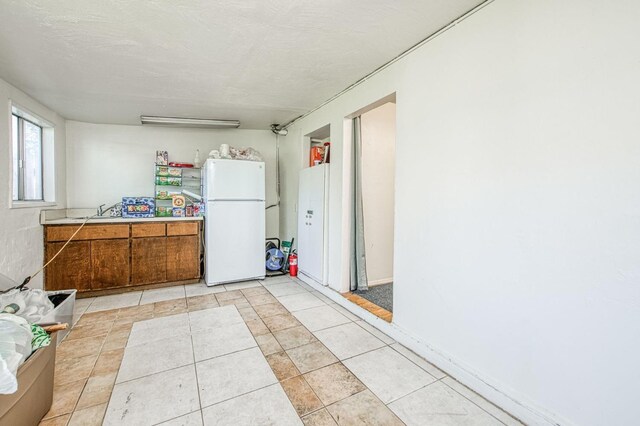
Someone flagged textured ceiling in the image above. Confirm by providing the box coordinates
[0,0,483,129]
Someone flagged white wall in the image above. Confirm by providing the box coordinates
[278,1,640,424]
[361,102,395,285]
[66,122,279,237]
[0,77,67,289]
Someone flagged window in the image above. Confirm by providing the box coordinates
[10,104,55,206]
[12,113,44,201]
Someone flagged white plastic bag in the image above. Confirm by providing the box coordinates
[0,314,33,394]
[0,289,54,323]
[229,146,264,162]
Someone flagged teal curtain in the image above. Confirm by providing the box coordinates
[350,116,368,291]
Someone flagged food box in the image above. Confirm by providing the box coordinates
[194,202,205,217]
[172,195,186,208]
[155,176,182,186]
[155,206,172,217]
[122,197,155,218]
[156,151,168,165]
[155,166,182,177]
[156,189,180,200]
[172,208,185,217]
[0,333,57,426]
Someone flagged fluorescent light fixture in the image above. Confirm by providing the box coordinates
[140,116,240,129]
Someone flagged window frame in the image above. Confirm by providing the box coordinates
[12,113,44,202]
[9,102,57,209]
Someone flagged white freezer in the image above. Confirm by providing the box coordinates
[297,164,329,285]
[204,159,265,201]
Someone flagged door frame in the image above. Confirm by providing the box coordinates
[342,93,397,306]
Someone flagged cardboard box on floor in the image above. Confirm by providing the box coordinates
[0,333,57,426]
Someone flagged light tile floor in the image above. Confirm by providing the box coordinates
[41,276,523,426]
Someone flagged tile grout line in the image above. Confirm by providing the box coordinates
[247,310,392,423]
[288,299,339,312]
[111,317,257,385]
[384,376,445,406]
[250,299,397,422]
[240,308,325,420]
[439,377,514,426]
[149,409,202,426]
[187,322,207,426]
[381,376,511,426]
[198,380,281,412]
[52,314,118,424]
[267,285,446,424]
[387,343,447,379]
[65,283,230,423]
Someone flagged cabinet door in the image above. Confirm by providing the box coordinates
[205,202,264,284]
[298,165,327,283]
[166,235,200,281]
[45,241,92,291]
[131,237,167,285]
[91,239,130,289]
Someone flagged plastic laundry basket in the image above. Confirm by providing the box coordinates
[0,273,76,344]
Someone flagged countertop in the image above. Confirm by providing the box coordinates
[42,216,203,225]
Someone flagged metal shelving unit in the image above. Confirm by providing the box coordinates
[154,164,203,217]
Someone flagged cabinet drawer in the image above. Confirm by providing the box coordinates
[46,224,129,242]
[132,223,166,238]
[166,222,199,236]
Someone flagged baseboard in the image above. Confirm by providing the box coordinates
[367,278,393,287]
[301,277,570,426]
[298,272,322,288]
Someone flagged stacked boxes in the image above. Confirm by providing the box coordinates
[172,195,186,217]
[122,197,155,218]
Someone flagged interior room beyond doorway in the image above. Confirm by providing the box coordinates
[348,100,396,321]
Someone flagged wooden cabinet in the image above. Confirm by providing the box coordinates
[91,239,130,289]
[44,220,201,294]
[132,237,167,285]
[46,224,129,241]
[167,222,198,236]
[132,223,165,238]
[166,235,200,281]
[44,241,92,291]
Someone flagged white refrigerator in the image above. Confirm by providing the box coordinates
[203,159,266,286]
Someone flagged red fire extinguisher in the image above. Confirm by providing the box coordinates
[289,251,298,277]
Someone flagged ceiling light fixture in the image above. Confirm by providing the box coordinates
[140,116,240,129]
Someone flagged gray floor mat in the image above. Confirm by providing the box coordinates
[354,283,393,312]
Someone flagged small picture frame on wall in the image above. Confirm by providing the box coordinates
[156,150,168,165]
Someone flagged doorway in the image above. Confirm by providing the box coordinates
[348,98,396,320]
